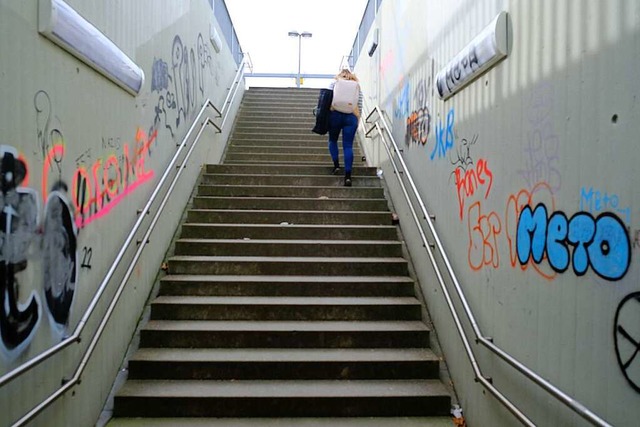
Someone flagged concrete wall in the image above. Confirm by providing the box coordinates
[0,0,242,425]
[355,1,640,426]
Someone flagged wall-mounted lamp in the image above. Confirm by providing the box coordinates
[38,0,145,95]
[210,24,222,53]
[435,11,510,100]
[368,28,379,57]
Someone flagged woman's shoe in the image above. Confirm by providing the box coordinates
[332,166,341,175]
[344,177,352,187]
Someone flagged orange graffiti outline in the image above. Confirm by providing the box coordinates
[504,181,557,280]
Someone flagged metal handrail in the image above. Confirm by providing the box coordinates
[4,100,222,426]
[220,59,246,125]
[364,106,612,427]
[13,114,220,426]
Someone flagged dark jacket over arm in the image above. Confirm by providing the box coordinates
[312,88,333,135]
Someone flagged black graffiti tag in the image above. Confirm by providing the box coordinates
[614,292,640,392]
[0,148,40,351]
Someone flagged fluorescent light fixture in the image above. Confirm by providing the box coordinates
[38,0,145,95]
[368,28,379,57]
[436,11,510,100]
[210,24,222,53]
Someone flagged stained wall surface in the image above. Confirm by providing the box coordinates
[0,0,242,425]
[355,1,640,426]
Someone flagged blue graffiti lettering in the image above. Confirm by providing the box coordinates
[516,204,548,264]
[394,82,410,119]
[580,186,631,224]
[547,212,569,272]
[431,108,454,160]
[517,204,631,281]
[587,213,630,280]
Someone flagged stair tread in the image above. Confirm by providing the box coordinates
[182,223,395,229]
[151,296,420,305]
[188,208,388,214]
[160,275,414,283]
[197,184,381,190]
[110,87,451,421]
[169,255,407,263]
[176,238,400,245]
[130,347,438,362]
[107,416,453,427]
[143,320,429,332]
[194,196,384,202]
[203,173,377,178]
[116,379,449,398]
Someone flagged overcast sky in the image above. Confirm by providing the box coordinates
[224,0,369,87]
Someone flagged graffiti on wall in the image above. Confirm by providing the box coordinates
[394,82,410,120]
[464,176,631,282]
[581,187,631,225]
[70,128,157,229]
[405,79,431,147]
[516,204,631,281]
[2,82,161,355]
[42,186,78,331]
[150,33,214,138]
[431,108,455,160]
[0,143,80,357]
[614,292,640,392]
[504,183,558,280]
[450,134,494,220]
[517,83,561,192]
[0,146,42,354]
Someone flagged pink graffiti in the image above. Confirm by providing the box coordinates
[43,128,157,229]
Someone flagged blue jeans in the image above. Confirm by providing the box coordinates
[328,111,358,174]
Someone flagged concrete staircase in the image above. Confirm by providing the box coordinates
[108,87,452,426]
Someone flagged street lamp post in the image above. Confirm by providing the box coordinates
[288,31,312,88]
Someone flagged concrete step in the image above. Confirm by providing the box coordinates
[196,185,383,199]
[139,320,430,348]
[241,98,317,106]
[158,275,416,297]
[237,109,316,119]
[108,86,453,424]
[244,87,319,95]
[239,108,317,118]
[179,224,398,241]
[107,416,454,427]
[228,140,328,150]
[226,145,360,156]
[231,130,326,140]
[200,174,381,187]
[224,153,359,164]
[113,379,450,417]
[205,164,377,176]
[191,196,388,211]
[186,209,394,225]
[167,255,409,276]
[127,348,439,380]
[174,239,402,258]
[234,121,316,130]
[149,296,421,321]
[233,126,320,136]
[240,101,316,109]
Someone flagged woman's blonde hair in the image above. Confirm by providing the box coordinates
[336,68,358,82]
